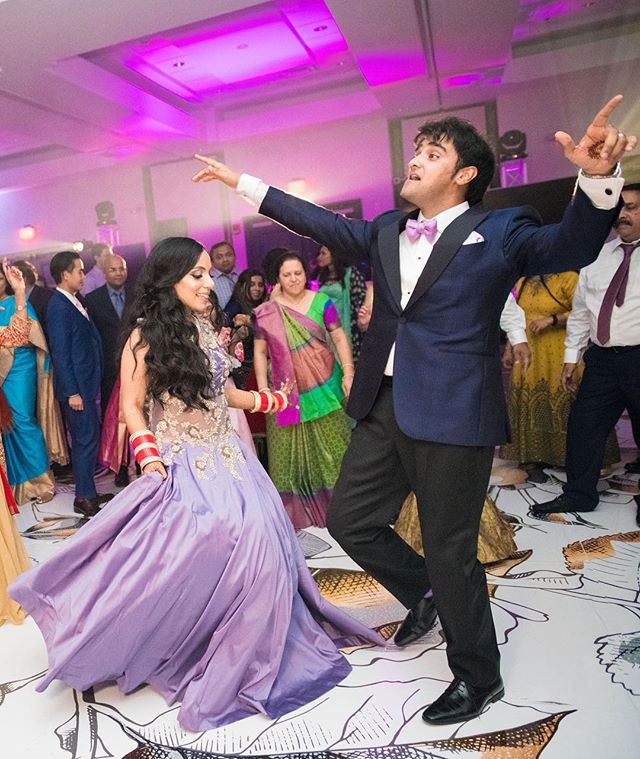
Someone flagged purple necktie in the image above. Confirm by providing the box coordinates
[596,242,638,345]
[406,218,438,244]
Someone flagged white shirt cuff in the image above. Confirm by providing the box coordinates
[563,348,582,364]
[507,328,528,346]
[576,165,624,209]
[236,174,269,207]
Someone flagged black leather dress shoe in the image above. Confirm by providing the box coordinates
[114,466,130,487]
[625,459,640,474]
[532,493,596,515]
[73,497,101,518]
[394,596,437,647]
[96,492,115,505]
[422,677,504,724]
[635,495,640,528]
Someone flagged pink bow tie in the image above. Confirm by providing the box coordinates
[406,218,438,244]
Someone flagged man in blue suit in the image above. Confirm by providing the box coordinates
[47,251,113,517]
[193,96,636,724]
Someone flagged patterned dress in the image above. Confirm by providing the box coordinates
[255,293,352,529]
[501,273,619,467]
[9,316,381,730]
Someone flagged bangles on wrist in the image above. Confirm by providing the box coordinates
[130,429,163,469]
[249,389,288,413]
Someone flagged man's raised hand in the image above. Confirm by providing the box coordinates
[192,155,241,189]
[555,95,637,176]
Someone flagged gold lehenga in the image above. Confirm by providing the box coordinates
[0,445,31,626]
[500,273,619,467]
[395,493,517,565]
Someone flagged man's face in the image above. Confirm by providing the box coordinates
[212,244,236,274]
[63,258,85,294]
[104,255,127,288]
[400,136,465,209]
[94,245,113,271]
[615,190,640,243]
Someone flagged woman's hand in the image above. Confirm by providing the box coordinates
[2,259,26,294]
[342,373,353,398]
[357,304,372,332]
[143,460,168,480]
[529,315,553,336]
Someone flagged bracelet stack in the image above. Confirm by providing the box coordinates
[249,389,288,413]
[130,429,163,469]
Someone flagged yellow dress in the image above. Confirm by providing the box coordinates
[0,440,31,625]
[395,493,517,565]
[501,273,619,467]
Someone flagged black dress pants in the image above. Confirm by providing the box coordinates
[564,344,640,506]
[326,383,500,688]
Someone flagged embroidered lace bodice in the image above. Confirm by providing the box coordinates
[147,317,244,480]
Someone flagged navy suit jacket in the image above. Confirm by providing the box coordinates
[85,284,129,390]
[260,187,621,446]
[46,291,103,403]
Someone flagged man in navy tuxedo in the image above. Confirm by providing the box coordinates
[193,96,636,724]
[47,251,113,517]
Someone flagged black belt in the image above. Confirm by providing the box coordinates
[593,344,640,354]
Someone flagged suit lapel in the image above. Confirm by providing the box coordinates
[405,205,490,310]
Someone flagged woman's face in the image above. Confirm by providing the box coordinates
[248,275,265,304]
[278,258,306,298]
[316,246,332,268]
[174,250,215,313]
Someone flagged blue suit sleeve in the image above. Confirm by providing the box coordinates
[259,187,380,261]
[47,301,80,399]
[504,187,622,277]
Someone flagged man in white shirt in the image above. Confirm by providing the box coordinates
[192,97,635,725]
[534,183,640,526]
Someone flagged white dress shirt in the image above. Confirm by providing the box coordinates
[56,287,90,319]
[237,171,623,374]
[500,293,527,345]
[564,235,640,363]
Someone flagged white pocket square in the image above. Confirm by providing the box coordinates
[462,231,485,245]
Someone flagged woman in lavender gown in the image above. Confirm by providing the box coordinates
[10,237,382,732]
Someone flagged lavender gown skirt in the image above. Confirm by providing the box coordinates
[10,440,383,731]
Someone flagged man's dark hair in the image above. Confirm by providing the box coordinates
[50,251,81,284]
[415,116,496,206]
[12,260,37,288]
[210,240,234,255]
[622,182,640,193]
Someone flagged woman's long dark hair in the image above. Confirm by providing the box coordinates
[121,237,224,411]
[315,246,348,288]
[231,268,266,312]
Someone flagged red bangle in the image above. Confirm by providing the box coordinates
[258,390,271,413]
[272,390,287,411]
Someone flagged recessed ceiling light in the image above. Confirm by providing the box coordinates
[173,60,185,68]
[313,25,328,32]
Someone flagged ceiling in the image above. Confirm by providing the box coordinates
[1,0,639,192]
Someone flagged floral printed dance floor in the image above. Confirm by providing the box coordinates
[1,454,639,759]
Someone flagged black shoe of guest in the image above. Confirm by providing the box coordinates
[96,492,115,506]
[527,465,549,484]
[422,677,504,725]
[73,497,101,518]
[635,495,640,528]
[394,596,437,647]
[625,459,640,474]
[532,494,596,515]
[114,467,130,488]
